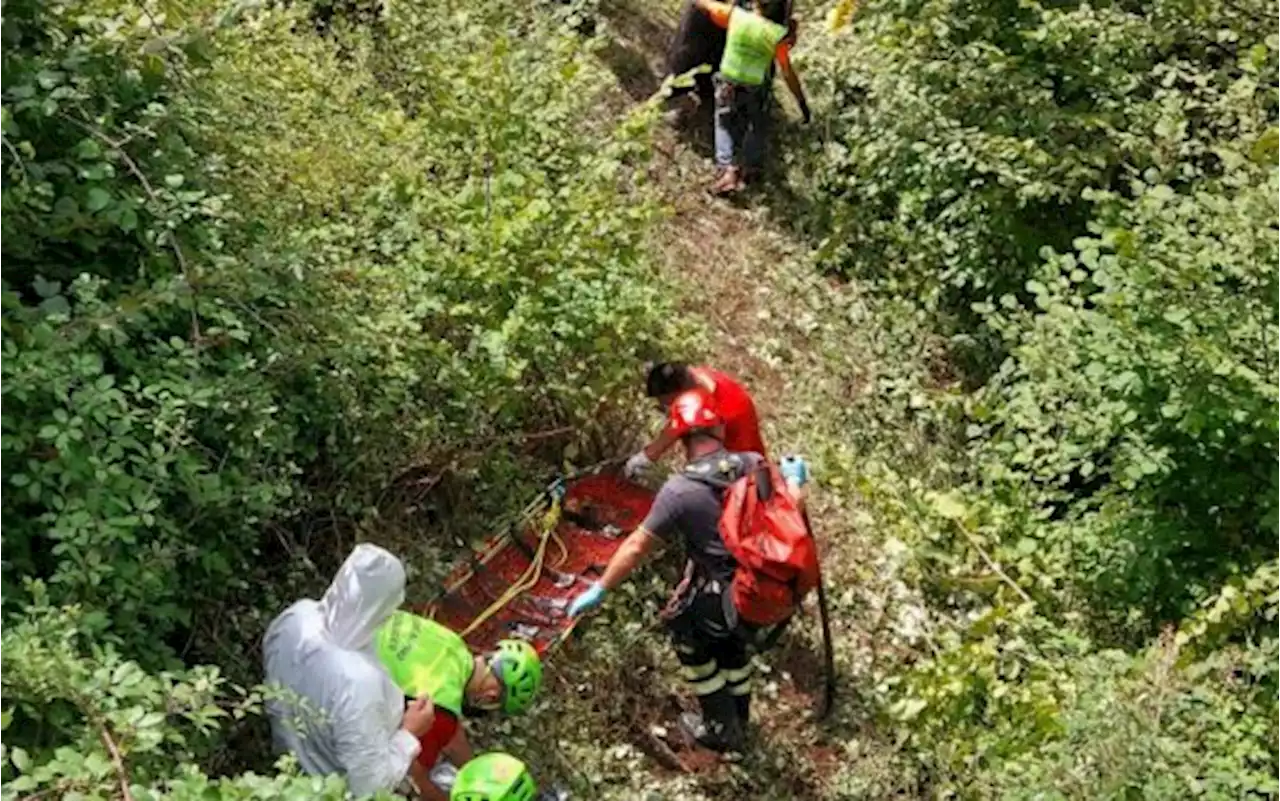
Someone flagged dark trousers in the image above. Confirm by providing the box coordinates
[664,579,754,744]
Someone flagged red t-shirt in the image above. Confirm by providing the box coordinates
[693,366,767,458]
[415,709,459,768]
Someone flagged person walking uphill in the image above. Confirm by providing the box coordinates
[375,611,543,801]
[625,362,767,481]
[695,0,811,195]
[263,544,435,797]
[570,390,764,752]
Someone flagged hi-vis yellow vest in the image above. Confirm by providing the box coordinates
[720,9,787,86]
[375,611,473,716]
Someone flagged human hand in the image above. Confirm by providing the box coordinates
[567,582,607,617]
[781,455,810,488]
[402,695,435,737]
[623,451,652,480]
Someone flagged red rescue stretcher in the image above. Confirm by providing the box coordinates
[412,468,655,656]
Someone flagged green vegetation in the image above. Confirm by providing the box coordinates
[3,0,670,796]
[2,0,1275,796]
[777,0,1279,793]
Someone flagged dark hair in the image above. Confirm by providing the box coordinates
[760,0,788,23]
[645,362,695,397]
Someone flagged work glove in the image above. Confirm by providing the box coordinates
[623,450,652,480]
[781,455,810,488]
[567,582,606,617]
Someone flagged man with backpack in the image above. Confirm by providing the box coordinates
[693,0,811,194]
[568,389,815,753]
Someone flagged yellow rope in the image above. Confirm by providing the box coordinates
[460,494,563,637]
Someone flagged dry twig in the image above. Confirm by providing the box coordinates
[61,113,202,344]
[99,725,134,801]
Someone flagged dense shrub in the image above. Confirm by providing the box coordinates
[2,0,669,659]
[788,0,1278,793]
[3,0,670,793]
[804,0,1276,339]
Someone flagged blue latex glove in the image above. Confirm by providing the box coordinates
[568,582,606,618]
[781,455,810,488]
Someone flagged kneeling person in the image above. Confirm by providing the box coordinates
[376,612,543,801]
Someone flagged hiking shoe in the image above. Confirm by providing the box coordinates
[678,711,744,754]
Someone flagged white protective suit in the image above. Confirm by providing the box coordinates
[263,544,421,797]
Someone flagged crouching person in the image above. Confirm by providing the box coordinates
[375,611,543,801]
[570,389,758,752]
[263,544,434,797]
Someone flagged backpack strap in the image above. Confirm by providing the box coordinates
[752,460,775,502]
[683,451,749,492]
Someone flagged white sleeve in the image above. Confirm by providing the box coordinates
[332,692,421,797]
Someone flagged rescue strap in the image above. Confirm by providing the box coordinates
[455,456,625,638]
[460,490,566,637]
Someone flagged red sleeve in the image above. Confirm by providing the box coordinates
[775,40,792,71]
[708,370,768,458]
[698,0,734,28]
[415,709,459,768]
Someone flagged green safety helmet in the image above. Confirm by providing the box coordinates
[451,752,537,801]
[489,638,542,715]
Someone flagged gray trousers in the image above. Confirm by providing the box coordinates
[713,74,771,169]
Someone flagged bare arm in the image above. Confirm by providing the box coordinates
[694,0,734,27]
[409,760,449,801]
[440,725,473,767]
[642,426,678,462]
[599,528,662,590]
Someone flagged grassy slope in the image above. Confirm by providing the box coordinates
[473,3,946,797]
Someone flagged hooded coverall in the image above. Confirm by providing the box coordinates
[263,544,420,796]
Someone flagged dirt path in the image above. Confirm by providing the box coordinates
[482,5,933,798]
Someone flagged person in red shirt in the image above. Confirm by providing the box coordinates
[625,362,767,480]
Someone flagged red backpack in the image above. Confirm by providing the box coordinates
[715,461,821,627]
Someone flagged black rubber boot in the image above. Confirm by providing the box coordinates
[678,689,744,752]
[734,691,750,725]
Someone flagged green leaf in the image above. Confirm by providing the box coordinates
[33,275,61,298]
[930,491,968,521]
[86,187,112,212]
[118,206,139,232]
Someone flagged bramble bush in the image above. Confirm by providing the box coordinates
[3,0,671,794]
[786,0,1279,793]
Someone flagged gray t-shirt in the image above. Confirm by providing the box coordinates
[642,450,763,583]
